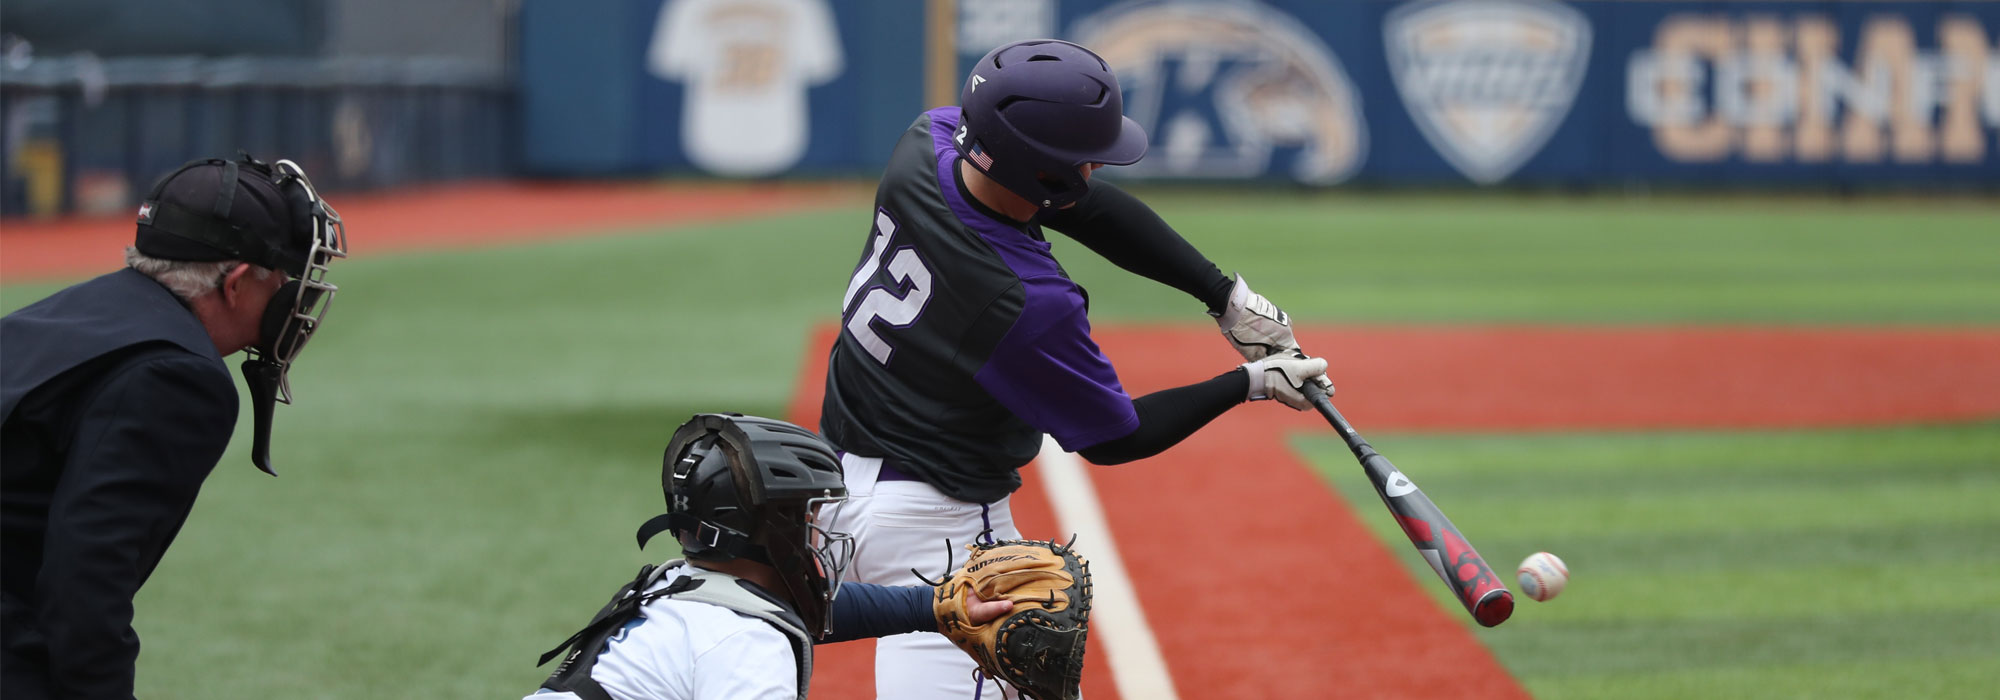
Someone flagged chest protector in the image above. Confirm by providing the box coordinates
[537,560,813,700]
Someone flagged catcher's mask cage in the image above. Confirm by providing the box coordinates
[637,413,855,637]
[955,39,1148,209]
[136,154,347,475]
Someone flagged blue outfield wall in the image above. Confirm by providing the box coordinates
[518,0,926,177]
[0,57,509,216]
[518,0,2000,187]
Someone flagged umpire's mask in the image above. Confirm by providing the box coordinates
[134,154,349,475]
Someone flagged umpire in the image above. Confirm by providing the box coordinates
[1,154,347,698]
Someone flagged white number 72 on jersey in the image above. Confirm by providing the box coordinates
[840,209,933,365]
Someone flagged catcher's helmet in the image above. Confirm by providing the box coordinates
[637,414,854,637]
[956,39,1148,209]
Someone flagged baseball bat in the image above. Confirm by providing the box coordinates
[1302,383,1514,627]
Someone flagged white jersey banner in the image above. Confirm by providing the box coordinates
[649,0,843,176]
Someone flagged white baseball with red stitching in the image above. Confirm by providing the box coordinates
[1516,552,1569,602]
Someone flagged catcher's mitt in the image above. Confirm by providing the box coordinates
[932,538,1092,700]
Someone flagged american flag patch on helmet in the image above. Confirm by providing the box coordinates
[968,142,994,170]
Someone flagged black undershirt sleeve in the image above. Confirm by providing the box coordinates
[1039,180,1236,315]
[1078,368,1249,465]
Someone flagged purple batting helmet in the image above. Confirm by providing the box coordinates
[956,39,1148,209]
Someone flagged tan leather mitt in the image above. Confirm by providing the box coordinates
[932,539,1092,700]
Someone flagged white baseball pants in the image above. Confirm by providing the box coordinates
[822,453,1022,700]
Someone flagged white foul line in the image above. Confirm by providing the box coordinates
[1035,436,1181,700]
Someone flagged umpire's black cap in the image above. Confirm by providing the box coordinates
[134,156,312,276]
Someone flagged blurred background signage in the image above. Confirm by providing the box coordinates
[4,0,1994,216]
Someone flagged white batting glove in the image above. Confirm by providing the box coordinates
[1242,353,1330,411]
[1216,274,1333,392]
[1215,274,1301,361]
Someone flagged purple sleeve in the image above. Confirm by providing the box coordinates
[974,277,1139,452]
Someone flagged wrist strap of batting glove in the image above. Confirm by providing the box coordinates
[1242,360,1267,401]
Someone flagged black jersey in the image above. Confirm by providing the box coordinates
[820,107,1139,504]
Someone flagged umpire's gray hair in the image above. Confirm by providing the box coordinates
[124,246,272,301]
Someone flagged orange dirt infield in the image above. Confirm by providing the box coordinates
[787,324,2000,700]
[0,180,859,283]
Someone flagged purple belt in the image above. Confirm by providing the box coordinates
[876,460,922,482]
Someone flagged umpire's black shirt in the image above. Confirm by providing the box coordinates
[2,268,238,700]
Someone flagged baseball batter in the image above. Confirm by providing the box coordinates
[821,39,1332,699]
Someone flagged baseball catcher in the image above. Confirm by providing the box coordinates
[930,539,1093,700]
[529,413,1035,700]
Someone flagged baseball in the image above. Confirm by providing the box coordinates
[1516,552,1569,602]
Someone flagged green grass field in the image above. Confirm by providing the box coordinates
[1299,423,2000,699]
[2,190,1996,698]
